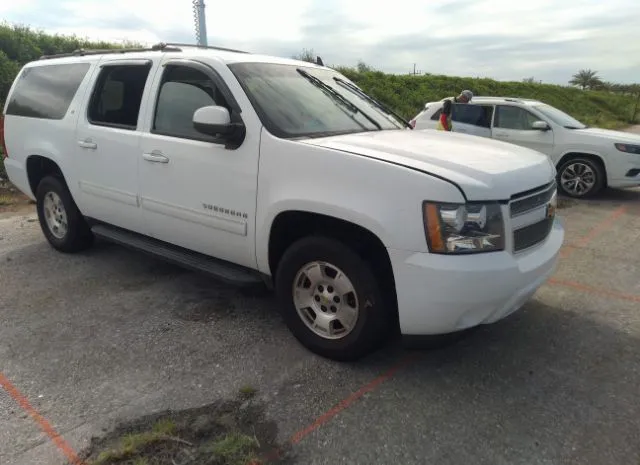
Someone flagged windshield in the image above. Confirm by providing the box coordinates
[228,62,406,138]
[534,104,587,129]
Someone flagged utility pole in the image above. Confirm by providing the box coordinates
[193,0,208,46]
[413,63,416,75]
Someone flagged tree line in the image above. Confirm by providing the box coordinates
[0,23,135,107]
[1,24,638,127]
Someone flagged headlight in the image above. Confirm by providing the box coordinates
[422,202,505,254]
[615,143,640,154]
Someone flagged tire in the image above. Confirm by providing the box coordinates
[275,236,393,361]
[36,175,94,253]
[557,157,605,198]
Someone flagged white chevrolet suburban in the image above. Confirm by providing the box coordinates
[411,96,640,198]
[1,43,564,361]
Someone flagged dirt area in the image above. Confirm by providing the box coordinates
[0,179,34,217]
[621,124,640,134]
[79,389,288,465]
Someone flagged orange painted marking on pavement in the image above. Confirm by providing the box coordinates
[548,278,640,303]
[560,205,627,258]
[255,353,418,463]
[0,372,85,465]
[289,353,417,445]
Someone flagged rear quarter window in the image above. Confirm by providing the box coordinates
[5,63,91,120]
[452,104,493,128]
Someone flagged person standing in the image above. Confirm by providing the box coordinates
[437,89,473,131]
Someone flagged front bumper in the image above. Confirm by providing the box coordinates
[388,218,564,336]
[608,153,640,188]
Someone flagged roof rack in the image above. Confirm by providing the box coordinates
[39,42,182,60]
[38,41,250,60]
[158,42,251,54]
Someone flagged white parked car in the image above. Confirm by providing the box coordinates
[411,96,640,198]
[1,43,564,361]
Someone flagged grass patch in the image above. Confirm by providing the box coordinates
[81,396,282,465]
[91,421,191,465]
[238,385,257,399]
[0,193,15,206]
[151,418,177,436]
[208,432,261,465]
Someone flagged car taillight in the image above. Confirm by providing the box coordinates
[0,115,7,159]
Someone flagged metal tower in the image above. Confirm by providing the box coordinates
[193,0,208,46]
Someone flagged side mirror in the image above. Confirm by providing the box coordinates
[193,105,233,136]
[532,120,550,131]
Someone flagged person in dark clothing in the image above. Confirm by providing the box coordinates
[437,89,473,131]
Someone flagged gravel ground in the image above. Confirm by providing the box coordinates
[1,187,639,465]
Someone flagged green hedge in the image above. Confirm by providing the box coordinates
[0,23,636,130]
[337,69,637,129]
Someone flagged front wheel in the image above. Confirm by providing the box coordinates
[557,157,604,198]
[275,236,392,361]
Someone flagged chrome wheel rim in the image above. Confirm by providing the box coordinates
[560,162,596,196]
[43,191,68,239]
[292,261,359,340]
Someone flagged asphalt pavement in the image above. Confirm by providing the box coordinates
[1,187,639,465]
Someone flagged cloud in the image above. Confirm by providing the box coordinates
[2,0,639,84]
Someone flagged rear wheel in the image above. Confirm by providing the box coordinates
[275,236,392,361]
[36,175,94,252]
[557,157,604,198]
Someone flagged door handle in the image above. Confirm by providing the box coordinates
[494,132,509,138]
[77,140,97,149]
[142,151,169,163]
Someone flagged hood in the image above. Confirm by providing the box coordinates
[300,129,555,200]
[573,127,640,143]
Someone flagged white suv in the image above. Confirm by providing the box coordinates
[1,43,564,361]
[411,97,640,198]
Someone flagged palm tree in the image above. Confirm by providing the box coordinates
[569,69,603,90]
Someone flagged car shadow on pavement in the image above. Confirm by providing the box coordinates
[573,186,640,207]
[372,298,640,465]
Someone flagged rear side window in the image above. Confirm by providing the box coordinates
[6,63,90,119]
[88,64,151,129]
[452,104,493,128]
[430,108,443,120]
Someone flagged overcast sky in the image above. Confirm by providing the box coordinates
[2,0,638,84]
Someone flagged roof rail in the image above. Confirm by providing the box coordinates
[158,42,251,54]
[39,42,182,60]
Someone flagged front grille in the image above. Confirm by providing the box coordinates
[513,217,554,252]
[510,181,556,217]
[509,181,556,252]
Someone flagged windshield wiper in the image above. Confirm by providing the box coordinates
[296,69,382,130]
[333,77,412,129]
